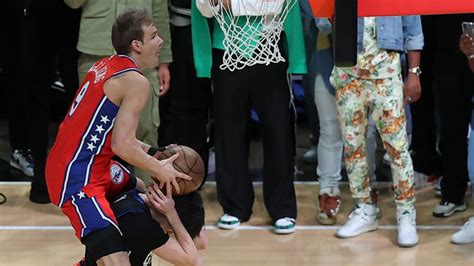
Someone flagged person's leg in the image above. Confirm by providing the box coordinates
[213,50,254,223]
[314,73,342,225]
[369,75,418,247]
[334,78,380,238]
[158,25,212,176]
[370,76,415,211]
[435,75,470,210]
[251,61,297,228]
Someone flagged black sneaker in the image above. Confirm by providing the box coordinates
[10,149,34,176]
[433,200,467,217]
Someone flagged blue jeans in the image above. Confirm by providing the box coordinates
[468,108,474,202]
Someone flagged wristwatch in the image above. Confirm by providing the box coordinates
[408,66,422,76]
[468,54,474,59]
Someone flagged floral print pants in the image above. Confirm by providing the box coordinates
[335,75,415,210]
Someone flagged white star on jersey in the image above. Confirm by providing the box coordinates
[77,191,86,199]
[90,134,99,143]
[95,125,105,134]
[100,115,110,124]
[87,142,96,151]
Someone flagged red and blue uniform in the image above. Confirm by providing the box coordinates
[46,55,142,239]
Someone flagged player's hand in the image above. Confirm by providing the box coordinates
[146,183,175,215]
[157,64,170,96]
[153,152,192,194]
[460,33,474,56]
[403,73,421,105]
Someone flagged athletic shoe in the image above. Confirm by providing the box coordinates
[10,149,34,176]
[217,214,240,229]
[451,217,474,244]
[303,145,318,164]
[397,208,419,247]
[274,217,296,234]
[336,204,380,238]
[433,201,467,218]
[317,187,341,225]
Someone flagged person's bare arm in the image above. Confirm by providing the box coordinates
[146,184,198,266]
[403,50,422,104]
[107,73,190,193]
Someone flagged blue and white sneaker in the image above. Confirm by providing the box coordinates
[10,149,34,177]
[217,214,240,229]
[274,217,296,234]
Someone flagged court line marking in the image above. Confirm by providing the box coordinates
[0,225,462,231]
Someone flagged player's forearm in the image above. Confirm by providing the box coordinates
[112,139,161,175]
[407,50,421,69]
[165,210,198,265]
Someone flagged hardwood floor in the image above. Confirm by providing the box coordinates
[1,182,473,266]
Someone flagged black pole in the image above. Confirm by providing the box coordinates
[333,0,358,67]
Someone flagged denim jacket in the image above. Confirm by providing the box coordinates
[357,16,424,52]
[316,16,424,53]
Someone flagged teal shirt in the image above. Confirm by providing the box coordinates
[191,0,307,78]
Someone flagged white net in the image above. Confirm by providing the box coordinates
[207,0,296,71]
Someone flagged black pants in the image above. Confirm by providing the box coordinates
[158,25,212,175]
[410,17,441,176]
[435,54,473,204]
[212,49,297,222]
[2,1,59,193]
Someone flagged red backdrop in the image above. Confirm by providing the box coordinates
[310,0,474,17]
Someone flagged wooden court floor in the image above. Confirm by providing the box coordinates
[1,182,473,265]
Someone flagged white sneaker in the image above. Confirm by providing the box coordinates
[451,217,474,244]
[303,145,318,163]
[10,149,34,177]
[336,204,380,238]
[217,214,240,230]
[274,217,296,234]
[397,208,419,247]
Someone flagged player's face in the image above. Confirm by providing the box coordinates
[140,24,163,68]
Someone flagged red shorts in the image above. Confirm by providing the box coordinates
[61,160,136,240]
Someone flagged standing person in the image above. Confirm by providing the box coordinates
[158,0,212,176]
[46,10,190,265]
[431,14,474,218]
[331,16,423,247]
[450,32,474,245]
[65,0,173,182]
[2,1,62,203]
[193,0,306,234]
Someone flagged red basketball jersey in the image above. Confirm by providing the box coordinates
[46,55,142,207]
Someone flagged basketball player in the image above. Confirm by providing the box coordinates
[77,184,207,265]
[45,10,191,265]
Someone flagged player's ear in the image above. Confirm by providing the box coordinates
[131,39,142,53]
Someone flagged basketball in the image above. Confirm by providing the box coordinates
[153,145,205,196]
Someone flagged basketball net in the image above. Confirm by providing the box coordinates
[207,0,296,71]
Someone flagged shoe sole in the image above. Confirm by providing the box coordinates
[398,238,419,248]
[274,227,296,234]
[10,160,34,177]
[336,221,379,239]
[216,222,240,230]
[433,204,467,218]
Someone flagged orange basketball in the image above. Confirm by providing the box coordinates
[153,145,205,195]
